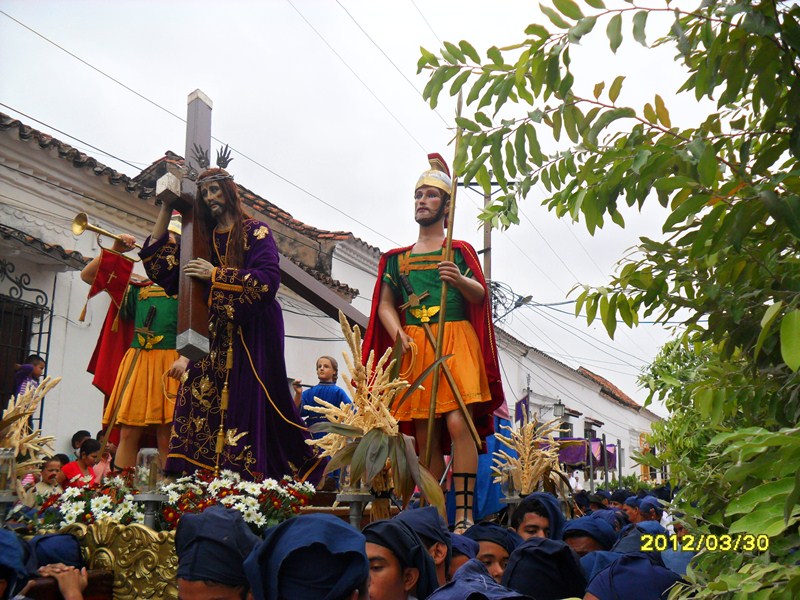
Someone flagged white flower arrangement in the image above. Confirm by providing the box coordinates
[39,469,316,534]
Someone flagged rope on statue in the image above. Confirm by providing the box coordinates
[398,340,418,380]
[214,322,234,476]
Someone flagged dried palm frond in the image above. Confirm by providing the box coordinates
[306,312,445,514]
[1,377,59,479]
[491,415,570,497]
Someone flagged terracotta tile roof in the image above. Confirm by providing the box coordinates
[0,112,152,200]
[133,153,380,254]
[0,223,90,270]
[577,367,641,411]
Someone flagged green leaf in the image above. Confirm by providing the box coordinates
[755,301,784,360]
[443,41,465,62]
[586,107,635,145]
[727,478,795,515]
[569,16,596,42]
[729,502,798,537]
[364,430,390,483]
[525,23,551,39]
[459,40,481,63]
[584,0,605,7]
[539,3,572,29]
[475,111,492,127]
[643,102,657,123]
[553,0,583,21]
[416,464,446,515]
[466,72,492,105]
[698,143,718,187]
[632,10,648,46]
[785,469,800,523]
[487,46,504,65]
[455,116,481,132]
[662,193,708,232]
[450,69,472,96]
[653,176,700,192]
[606,13,623,53]
[593,81,605,99]
[780,310,800,371]
[586,295,598,325]
[608,75,624,103]
[600,293,618,339]
[389,435,412,506]
[654,94,671,127]
[323,441,359,477]
[351,429,380,484]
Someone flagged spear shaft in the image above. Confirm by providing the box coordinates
[424,93,481,468]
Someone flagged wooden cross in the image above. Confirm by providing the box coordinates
[154,90,213,361]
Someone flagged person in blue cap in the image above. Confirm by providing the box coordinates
[609,489,629,509]
[462,522,523,584]
[621,496,642,524]
[175,506,259,600]
[638,497,664,522]
[561,516,617,558]
[1,529,28,600]
[584,552,683,600]
[508,492,565,541]
[427,558,532,600]
[449,534,479,576]
[394,507,452,586]
[363,519,439,600]
[244,513,368,600]
[501,536,587,600]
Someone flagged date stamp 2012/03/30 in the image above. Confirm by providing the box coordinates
[640,533,769,553]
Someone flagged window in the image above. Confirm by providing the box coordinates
[559,421,573,438]
[584,426,596,440]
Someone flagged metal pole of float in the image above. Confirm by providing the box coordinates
[602,434,610,489]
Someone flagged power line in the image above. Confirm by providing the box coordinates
[0,9,186,124]
[409,0,443,44]
[335,0,450,128]
[527,304,648,365]
[0,10,399,248]
[0,103,146,170]
[286,0,427,152]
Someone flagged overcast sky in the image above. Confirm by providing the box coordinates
[1,1,711,414]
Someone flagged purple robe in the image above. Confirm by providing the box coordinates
[141,218,318,481]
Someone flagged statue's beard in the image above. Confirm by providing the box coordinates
[415,202,447,227]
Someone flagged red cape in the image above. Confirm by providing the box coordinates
[362,240,505,452]
[86,279,151,398]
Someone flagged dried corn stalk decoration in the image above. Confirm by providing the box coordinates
[491,415,573,497]
[306,312,445,519]
[1,377,58,495]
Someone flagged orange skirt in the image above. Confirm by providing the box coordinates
[392,320,491,422]
[102,348,179,427]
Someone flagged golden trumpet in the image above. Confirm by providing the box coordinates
[71,212,142,250]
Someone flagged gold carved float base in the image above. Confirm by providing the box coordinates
[61,520,177,600]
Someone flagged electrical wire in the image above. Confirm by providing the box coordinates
[286,0,427,152]
[0,11,400,248]
[335,0,450,128]
[0,102,146,170]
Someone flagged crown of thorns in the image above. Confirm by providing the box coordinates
[196,171,234,185]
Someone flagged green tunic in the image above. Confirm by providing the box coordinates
[121,284,178,349]
[382,248,473,326]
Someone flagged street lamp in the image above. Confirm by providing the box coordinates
[553,398,565,418]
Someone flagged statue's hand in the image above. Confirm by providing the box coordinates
[184,258,214,281]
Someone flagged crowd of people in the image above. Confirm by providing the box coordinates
[4,452,690,600]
